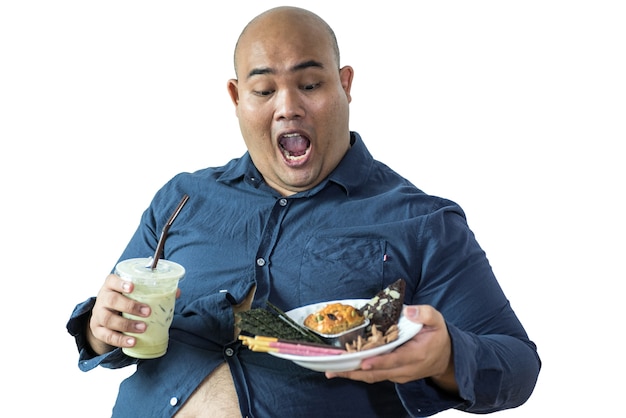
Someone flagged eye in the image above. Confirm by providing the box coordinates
[302,82,321,91]
[253,89,274,97]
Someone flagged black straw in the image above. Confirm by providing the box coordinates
[151,194,190,269]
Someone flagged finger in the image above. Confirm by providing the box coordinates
[90,298,150,347]
[327,343,419,383]
[104,273,132,294]
[90,314,142,348]
[100,274,151,318]
[89,275,152,349]
[327,365,417,384]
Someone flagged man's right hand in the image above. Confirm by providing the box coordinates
[87,274,151,355]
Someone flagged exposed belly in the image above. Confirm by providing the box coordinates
[174,362,241,418]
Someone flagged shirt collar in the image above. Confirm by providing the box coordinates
[326,131,373,196]
[217,131,373,197]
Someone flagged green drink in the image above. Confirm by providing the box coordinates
[115,258,185,359]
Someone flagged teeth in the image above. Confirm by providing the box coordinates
[281,149,306,161]
[282,133,299,138]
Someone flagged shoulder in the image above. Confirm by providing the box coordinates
[146,158,245,217]
[164,157,244,189]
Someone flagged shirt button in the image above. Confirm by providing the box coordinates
[278,198,288,207]
[256,257,266,267]
[170,397,178,406]
[225,347,235,357]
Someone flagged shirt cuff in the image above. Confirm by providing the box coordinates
[66,297,137,371]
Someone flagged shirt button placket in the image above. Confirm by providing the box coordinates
[254,197,288,301]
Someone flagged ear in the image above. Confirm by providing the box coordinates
[339,66,354,103]
[227,79,239,106]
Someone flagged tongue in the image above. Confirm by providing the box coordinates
[280,135,309,156]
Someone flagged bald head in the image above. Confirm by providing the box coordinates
[233,6,340,78]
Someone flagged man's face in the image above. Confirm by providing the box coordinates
[228,17,353,196]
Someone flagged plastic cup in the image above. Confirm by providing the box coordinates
[115,258,185,359]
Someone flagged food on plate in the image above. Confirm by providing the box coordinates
[345,324,400,352]
[236,302,325,344]
[303,302,366,335]
[359,278,406,333]
[236,278,409,355]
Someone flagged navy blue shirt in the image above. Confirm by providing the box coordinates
[68,132,540,417]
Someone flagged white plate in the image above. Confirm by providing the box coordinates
[268,299,422,372]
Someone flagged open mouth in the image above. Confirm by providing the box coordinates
[279,133,311,161]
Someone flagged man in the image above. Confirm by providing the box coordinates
[67,6,540,417]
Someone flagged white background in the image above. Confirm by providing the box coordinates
[1,1,624,416]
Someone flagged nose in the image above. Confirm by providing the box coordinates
[275,88,304,120]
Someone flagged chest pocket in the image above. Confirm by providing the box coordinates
[299,236,386,302]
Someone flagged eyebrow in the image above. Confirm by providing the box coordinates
[246,60,325,79]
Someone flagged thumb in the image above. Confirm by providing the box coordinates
[403,305,444,328]
[403,305,421,323]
